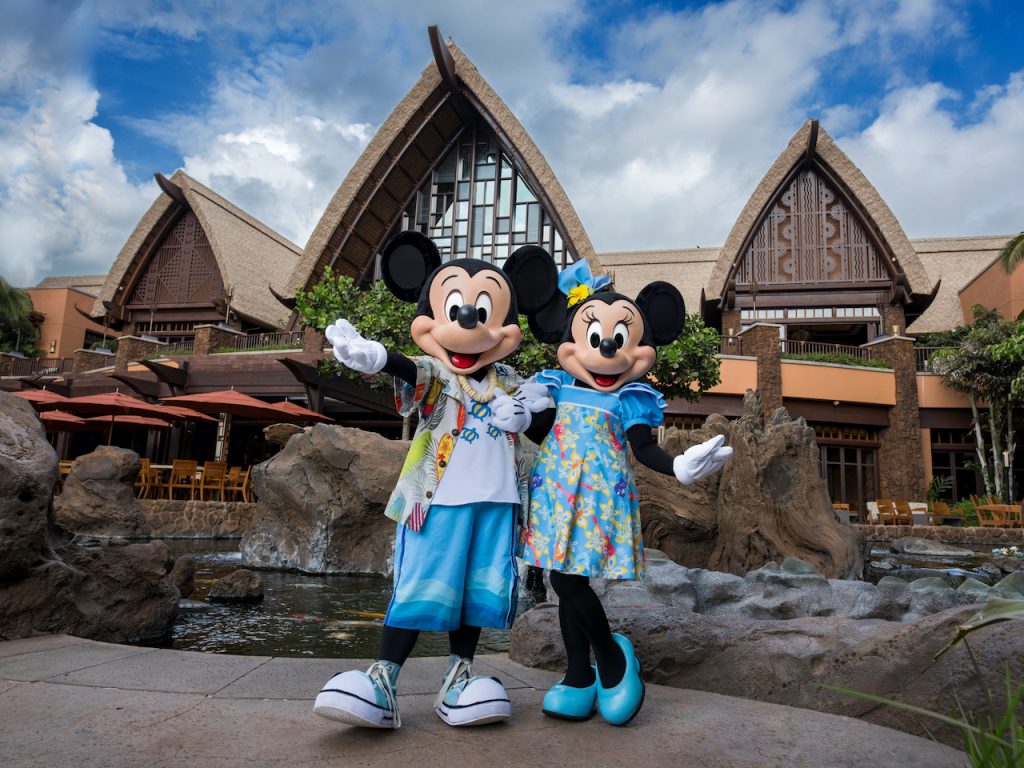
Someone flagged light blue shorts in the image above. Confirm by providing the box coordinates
[384,502,519,631]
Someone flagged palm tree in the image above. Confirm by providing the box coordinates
[0,275,34,352]
[999,232,1024,273]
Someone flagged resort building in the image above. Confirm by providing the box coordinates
[1,29,1016,514]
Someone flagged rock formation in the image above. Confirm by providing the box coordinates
[636,391,865,579]
[54,446,150,537]
[208,569,264,603]
[0,392,178,643]
[240,424,405,575]
[511,553,1024,748]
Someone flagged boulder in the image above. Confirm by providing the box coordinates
[510,602,1022,749]
[0,392,178,644]
[208,569,263,603]
[636,391,865,579]
[169,556,197,598]
[54,446,150,537]
[241,424,405,575]
[890,537,975,558]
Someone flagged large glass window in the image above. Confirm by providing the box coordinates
[397,120,570,269]
[814,425,879,513]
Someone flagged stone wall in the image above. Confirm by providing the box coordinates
[858,523,1024,547]
[193,324,245,356]
[114,335,166,373]
[73,348,115,374]
[141,500,256,538]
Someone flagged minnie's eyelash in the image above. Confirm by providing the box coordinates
[581,309,598,324]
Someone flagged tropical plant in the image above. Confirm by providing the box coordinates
[823,599,1024,767]
[0,275,37,354]
[932,306,1022,502]
[998,232,1024,274]
[927,474,954,505]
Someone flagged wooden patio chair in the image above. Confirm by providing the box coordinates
[224,466,242,501]
[893,500,914,526]
[927,501,963,526]
[167,459,198,500]
[225,466,253,502]
[875,499,897,525]
[975,504,1005,528]
[135,458,152,499]
[198,461,228,501]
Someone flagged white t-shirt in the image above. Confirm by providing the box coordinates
[432,376,520,506]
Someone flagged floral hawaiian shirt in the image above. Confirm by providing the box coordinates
[383,356,530,531]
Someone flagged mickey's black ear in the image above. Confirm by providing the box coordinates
[636,281,686,345]
[527,293,569,344]
[503,245,558,315]
[380,231,441,302]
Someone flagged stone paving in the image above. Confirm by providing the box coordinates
[0,634,966,768]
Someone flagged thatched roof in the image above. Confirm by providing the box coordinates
[92,171,302,329]
[598,248,720,319]
[289,37,595,296]
[706,120,932,303]
[33,275,107,296]
[907,235,1011,333]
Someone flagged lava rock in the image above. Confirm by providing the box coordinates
[889,538,975,558]
[169,556,197,599]
[208,569,264,603]
[54,446,150,537]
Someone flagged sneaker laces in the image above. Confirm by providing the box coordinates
[433,656,474,710]
[366,661,401,728]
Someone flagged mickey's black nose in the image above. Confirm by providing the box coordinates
[599,338,618,358]
[456,304,479,329]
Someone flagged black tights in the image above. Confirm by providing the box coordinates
[549,571,625,688]
[377,623,481,667]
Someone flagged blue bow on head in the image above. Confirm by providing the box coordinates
[558,259,611,307]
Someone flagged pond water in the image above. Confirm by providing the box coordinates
[164,541,538,658]
[864,541,1003,585]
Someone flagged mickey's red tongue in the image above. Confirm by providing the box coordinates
[594,373,618,387]
[450,353,479,370]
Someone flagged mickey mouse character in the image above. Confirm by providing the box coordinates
[520,259,733,726]
[313,232,555,730]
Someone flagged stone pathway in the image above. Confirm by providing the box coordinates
[0,635,966,768]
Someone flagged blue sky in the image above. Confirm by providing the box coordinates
[2,0,1022,285]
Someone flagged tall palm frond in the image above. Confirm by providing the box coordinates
[0,276,32,328]
[1000,232,1024,274]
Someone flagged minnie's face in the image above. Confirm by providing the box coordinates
[558,297,656,392]
[411,265,522,375]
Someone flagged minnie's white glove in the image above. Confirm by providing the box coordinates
[673,434,733,485]
[515,381,554,414]
[324,318,387,374]
[490,392,531,433]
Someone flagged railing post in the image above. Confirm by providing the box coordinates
[73,348,115,374]
[0,353,18,377]
[193,324,246,356]
[303,326,326,355]
[863,334,925,500]
[738,323,783,417]
[114,336,167,374]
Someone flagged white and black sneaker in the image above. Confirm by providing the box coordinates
[434,655,512,726]
[314,660,401,729]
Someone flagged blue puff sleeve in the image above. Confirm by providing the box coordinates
[618,382,667,430]
[533,369,573,406]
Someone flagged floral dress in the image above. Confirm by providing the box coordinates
[520,370,665,580]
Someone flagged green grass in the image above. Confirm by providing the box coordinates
[782,352,893,369]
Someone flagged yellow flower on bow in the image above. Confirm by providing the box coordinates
[567,284,591,307]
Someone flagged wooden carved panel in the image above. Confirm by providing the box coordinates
[736,170,890,288]
[128,211,223,305]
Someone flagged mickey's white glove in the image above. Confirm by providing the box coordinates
[324,318,387,374]
[515,381,554,413]
[673,434,733,485]
[490,392,531,433]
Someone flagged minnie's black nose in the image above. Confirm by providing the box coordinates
[456,304,479,329]
[599,338,618,358]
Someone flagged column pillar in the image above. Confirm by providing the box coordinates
[114,336,167,374]
[738,323,783,417]
[192,324,246,356]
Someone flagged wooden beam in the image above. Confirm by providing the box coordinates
[154,173,189,206]
[138,359,188,390]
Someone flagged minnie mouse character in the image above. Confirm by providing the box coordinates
[313,232,555,730]
[520,259,733,726]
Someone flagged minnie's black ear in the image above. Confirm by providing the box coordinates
[380,231,441,302]
[527,292,569,344]
[503,245,558,315]
[636,281,686,345]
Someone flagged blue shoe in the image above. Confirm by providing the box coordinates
[542,667,598,721]
[597,634,645,726]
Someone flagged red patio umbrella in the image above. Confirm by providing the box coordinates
[38,410,91,431]
[84,415,173,430]
[52,391,172,444]
[274,400,333,423]
[13,390,71,409]
[155,405,219,423]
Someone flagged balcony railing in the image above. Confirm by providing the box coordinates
[780,339,873,361]
[915,346,955,372]
[718,335,745,355]
[227,331,305,352]
[7,357,75,376]
[163,338,195,354]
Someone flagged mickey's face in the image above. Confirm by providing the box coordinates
[411,265,522,375]
[558,297,656,392]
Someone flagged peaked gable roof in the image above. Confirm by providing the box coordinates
[93,171,302,329]
[707,120,933,305]
[289,36,596,296]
